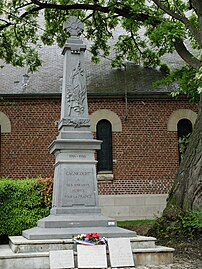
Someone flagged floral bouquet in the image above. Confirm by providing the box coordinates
[73,233,107,246]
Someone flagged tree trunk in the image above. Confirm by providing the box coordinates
[163,98,202,218]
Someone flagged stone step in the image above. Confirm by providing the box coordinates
[0,244,174,269]
[37,213,117,228]
[131,236,156,249]
[22,226,136,240]
[9,236,156,253]
[134,246,174,267]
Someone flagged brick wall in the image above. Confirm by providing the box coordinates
[0,98,60,178]
[0,96,197,195]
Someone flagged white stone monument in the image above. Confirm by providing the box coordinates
[23,16,136,240]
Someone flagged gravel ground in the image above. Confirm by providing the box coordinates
[137,258,202,268]
[136,254,202,268]
[127,224,202,269]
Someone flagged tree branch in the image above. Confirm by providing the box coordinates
[28,0,160,25]
[17,1,34,10]
[152,0,201,46]
[0,1,160,33]
[1,0,201,71]
[190,0,202,46]
[0,22,12,31]
[174,39,202,69]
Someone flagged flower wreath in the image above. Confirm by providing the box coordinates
[73,233,107,246]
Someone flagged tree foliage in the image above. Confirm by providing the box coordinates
[0,0,201,95]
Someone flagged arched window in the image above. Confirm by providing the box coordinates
[167,109,196,131]
[96,120,112,172]
[177,118,192,162]
[0,112,11,176]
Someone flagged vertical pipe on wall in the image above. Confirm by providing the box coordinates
[124,63,128,121]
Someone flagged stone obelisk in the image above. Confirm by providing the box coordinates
[23,17,135,239]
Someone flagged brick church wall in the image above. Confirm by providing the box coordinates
[0,98,60,178]
[0,96,197,196]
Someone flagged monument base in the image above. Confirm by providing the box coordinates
[50,206,102,215]
[23,226,136,240]
[0,235,174,269]
[37,212,117,228]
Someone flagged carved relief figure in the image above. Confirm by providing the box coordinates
[66,61,86,116]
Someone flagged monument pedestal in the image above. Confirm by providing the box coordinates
[23,138,136,240]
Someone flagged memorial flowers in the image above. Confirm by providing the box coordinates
[73,233,107,246]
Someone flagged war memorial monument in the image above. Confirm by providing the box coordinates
[0,17,174,269]
[22,16,135,240]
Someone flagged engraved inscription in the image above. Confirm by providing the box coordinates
[69,154,87,159]
[62,168,96,206]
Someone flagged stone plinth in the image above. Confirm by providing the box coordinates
[0,236,174,269]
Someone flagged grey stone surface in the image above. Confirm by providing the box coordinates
[0,240,176,269]
[47,19,102,218]
[48,148,102,216]
[63,16,84,37]
[9,236,73,253]
[0,245,50,269]
[98,194,168,220]
[50,250,74,269]
[51,164,99,210]
[130,236,156,249]
[60,167,96,206]
[37,213,117,228]
[108,238,134,268]
[10,235,157,254]
[77,245,108,268]
[22,17,136,240]
[22,226,136,240]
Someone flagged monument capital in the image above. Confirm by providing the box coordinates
[64,16,84,37]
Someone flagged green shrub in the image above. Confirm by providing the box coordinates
[0,178,50,237]
[37,176,53,208]
[180,210,202,233]
[148,209,202,240]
